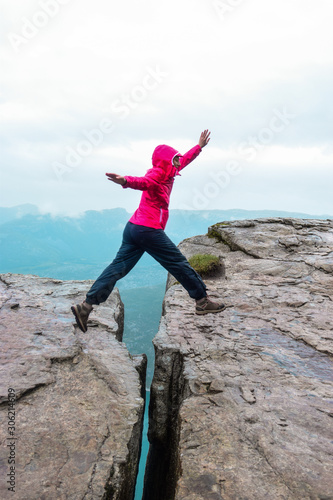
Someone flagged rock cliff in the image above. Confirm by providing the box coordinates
[144,218,333,500]
[0,274,146,500]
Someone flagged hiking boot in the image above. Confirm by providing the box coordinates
[196,296,226,315]
[71,302,93,332]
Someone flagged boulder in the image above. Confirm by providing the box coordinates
[144,218,333,500]
[0,273,146,500]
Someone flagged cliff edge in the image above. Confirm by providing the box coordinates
[0,274,146,500]
[144,218,333,500]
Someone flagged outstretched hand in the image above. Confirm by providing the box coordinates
[198,129,211,148]
[105,173,127,186]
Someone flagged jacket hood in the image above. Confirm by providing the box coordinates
[153,144,183,165]
[152,145,183,180]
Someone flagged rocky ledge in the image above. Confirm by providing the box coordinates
[144,218,333,500]
[0,274,146,500]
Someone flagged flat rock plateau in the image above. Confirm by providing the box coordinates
[0,274,146,500]
[144,218,333,500]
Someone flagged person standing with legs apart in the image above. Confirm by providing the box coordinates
[71,130,225,333]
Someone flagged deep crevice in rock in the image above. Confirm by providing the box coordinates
[142,348,187,500]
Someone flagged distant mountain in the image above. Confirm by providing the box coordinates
[0,204,39,225]
[0,205,331,281]
[0,207,130,276]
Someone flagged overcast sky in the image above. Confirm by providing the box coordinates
[1,0,332,216]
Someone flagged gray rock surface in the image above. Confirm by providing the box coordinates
[144,218,333,500]
[0,273,146,500]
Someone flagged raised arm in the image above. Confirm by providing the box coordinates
[178,129,211,172]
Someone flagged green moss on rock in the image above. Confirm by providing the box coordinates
[207,222,230,241]
[188,254,221,278]
[207,228,222,241]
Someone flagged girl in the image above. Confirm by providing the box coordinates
[72,130,225,332]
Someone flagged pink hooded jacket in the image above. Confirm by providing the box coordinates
[123,144,202,230]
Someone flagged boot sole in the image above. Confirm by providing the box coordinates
[71,305,88,332]
[196,305,226,315]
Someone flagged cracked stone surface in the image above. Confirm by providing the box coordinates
[0,274,146,500]
[146,218,333,500]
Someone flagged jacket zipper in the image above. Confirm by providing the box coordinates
[159,207,163,224]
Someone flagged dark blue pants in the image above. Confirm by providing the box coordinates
[86,222,207,305]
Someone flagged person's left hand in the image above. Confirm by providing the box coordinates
[198,129,211,148]
[106,173,126,185]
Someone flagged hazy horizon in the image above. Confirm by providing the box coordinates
[0,202,332,220]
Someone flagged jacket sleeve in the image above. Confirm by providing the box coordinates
[122,168,164,191]
[178,144,202,172]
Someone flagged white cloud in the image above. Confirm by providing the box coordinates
[1,0,332,216]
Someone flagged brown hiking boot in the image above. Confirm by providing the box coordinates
[71,302,93,332]
[195,296,226,315]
